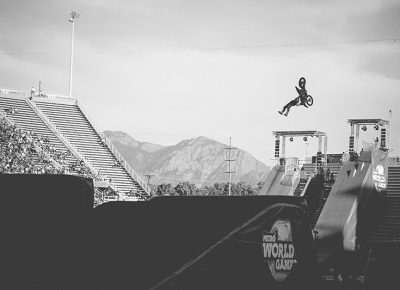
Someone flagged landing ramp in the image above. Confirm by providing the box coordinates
[259,164,301,196]
[89,196,317,290]
[315,149,387,262]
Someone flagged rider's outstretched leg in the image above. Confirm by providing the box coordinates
[283,99,297,116]
[284,106,291,116]
[279,105,287,115]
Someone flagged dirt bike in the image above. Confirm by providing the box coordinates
[297,77,313,106]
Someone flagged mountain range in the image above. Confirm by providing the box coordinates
[104,131,270,186]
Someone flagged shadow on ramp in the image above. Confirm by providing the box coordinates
[88,196,317,290]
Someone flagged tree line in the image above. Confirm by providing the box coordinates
[150,181,265,197]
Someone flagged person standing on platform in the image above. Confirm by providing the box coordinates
[326,168,331,182]
[30,86,35,100]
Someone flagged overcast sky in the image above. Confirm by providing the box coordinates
[1,0,399,165]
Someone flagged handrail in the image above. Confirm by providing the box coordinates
[99,132,151,194]
[0,109,63,171]
[94,187,103,207]
[76,100,151,195]
[0,88,26,95]
[36,93,76,102]
[300,177,312,197]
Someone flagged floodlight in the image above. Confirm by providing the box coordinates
[68,11,80,97]
[69,11,80,22]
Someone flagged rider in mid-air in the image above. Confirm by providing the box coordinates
[279,77,309,116]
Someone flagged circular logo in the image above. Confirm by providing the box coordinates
[372,164,386,191]
[262,220,297,282]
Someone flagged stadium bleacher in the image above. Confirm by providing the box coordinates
[34,98,149,196]
[369,166,400,243]
[0,92,150,202]
[0,96,78,167]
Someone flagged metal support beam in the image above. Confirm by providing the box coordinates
[282,136,286,159]
[318,136,323,153]
[324,136,328,167]
[355,124,360,153]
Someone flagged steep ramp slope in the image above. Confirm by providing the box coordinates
[315,149,387,262]
[259,164,301,196]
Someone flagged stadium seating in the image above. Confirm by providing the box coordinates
[369,166,400,243]
[33,99,147,195]
[0,93,150,199]
[0,95,78,167]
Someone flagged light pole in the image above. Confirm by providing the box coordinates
[305,142,309,158]
[389,109,392,153]
[68,11,79,97]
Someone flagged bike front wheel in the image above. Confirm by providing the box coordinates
[306,95,313,106]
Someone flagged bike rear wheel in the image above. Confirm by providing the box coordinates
[306,95,313,106]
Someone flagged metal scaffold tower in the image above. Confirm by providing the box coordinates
[273,130,328,169]
[347,119,389,153]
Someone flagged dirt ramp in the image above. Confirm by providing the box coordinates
[88,196,317,290]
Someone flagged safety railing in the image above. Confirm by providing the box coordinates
[34,93,76,102]
[103,195,119,202]
[93,187,103,207]
[300,177,312,197]
[75,100,151,195]
[99,131,151,194]
[362,141,378,151]
[0,88,26,96]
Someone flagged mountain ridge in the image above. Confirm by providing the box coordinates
[104,131,269,186]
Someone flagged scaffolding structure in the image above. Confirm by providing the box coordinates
[347,119,389,153]
[273,130,328,168]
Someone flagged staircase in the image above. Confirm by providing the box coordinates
[0,96,78,167]
[301,163,317,178]
[311,181,334,228]
[365,166,400,288]
[369,166,400,243]
[302,162,341,181]
[300,162,337,228]
[325,163,341,182]
[34,99,148,195]
[294,178,308,196]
